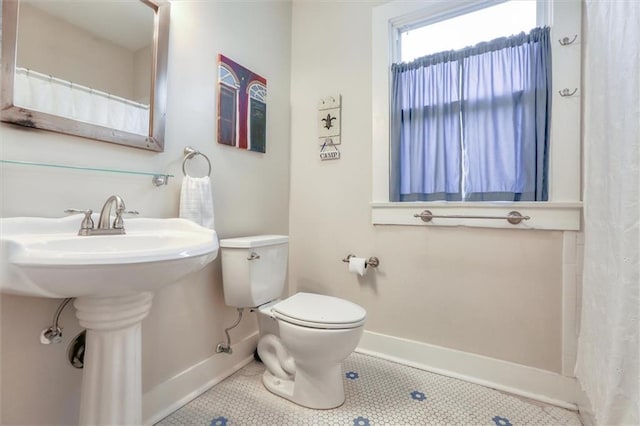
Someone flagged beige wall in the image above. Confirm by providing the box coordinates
[289,1,563,372]
[0,1,291,424]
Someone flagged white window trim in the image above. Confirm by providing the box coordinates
[371,0,582,231]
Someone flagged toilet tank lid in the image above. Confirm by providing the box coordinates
[219,235,289,248]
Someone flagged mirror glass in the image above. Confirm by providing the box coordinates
[1,0,170,151]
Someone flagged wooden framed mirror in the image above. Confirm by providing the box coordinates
[0,0,170,152]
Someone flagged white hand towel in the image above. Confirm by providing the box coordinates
[179,176,215,229]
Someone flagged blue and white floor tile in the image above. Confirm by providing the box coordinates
[156,353,582,425]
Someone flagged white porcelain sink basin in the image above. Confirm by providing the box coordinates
[0,215,219,298]
[1,214,219,425]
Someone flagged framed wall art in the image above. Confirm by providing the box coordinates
[217,54,267,153]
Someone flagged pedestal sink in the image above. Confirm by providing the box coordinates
[0,215,219,425]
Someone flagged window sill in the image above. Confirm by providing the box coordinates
[370,201,582,230]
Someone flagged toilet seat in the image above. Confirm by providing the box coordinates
[272,292,366,329]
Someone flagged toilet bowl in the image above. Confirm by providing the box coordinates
[219,235,367,409]
[256,292,366,409]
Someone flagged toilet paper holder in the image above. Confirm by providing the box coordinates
[342,254,380,268]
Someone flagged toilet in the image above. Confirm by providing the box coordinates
[219,235,366,409]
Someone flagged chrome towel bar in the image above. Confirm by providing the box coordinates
[413,210,530,225]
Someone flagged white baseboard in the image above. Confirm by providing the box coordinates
[357,330,582,411]
[142,332,259,425]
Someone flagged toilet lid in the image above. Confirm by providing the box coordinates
[272,292,366,329]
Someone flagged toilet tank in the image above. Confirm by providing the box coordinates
[219,235,289,308]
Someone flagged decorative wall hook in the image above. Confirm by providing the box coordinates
[559,88,578,97]
[558,35,578,46]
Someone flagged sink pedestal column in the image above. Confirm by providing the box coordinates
[74,292,154,426]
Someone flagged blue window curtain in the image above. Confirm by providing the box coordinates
[390,27,551,202]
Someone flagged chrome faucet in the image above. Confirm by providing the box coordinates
[66,195,135,236]
[96,195,127,235]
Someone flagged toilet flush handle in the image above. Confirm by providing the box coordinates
[248,252,261,261]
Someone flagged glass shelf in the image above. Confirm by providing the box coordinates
[0,159,173,186]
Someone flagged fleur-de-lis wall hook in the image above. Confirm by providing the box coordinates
[322,113,336,130]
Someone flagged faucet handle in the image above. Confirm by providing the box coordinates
[65,208,92,214]
[112,210,138,229]
[64,209,94,231]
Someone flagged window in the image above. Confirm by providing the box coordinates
[372,0,582,229]
[400,1,537,62]
[392,26,551,202]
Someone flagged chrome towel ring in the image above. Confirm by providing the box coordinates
[182,146,212,177]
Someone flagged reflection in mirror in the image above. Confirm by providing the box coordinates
[15,0,153,135]
[1,0,170,151]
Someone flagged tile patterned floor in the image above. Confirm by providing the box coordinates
[156,353,582,426]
